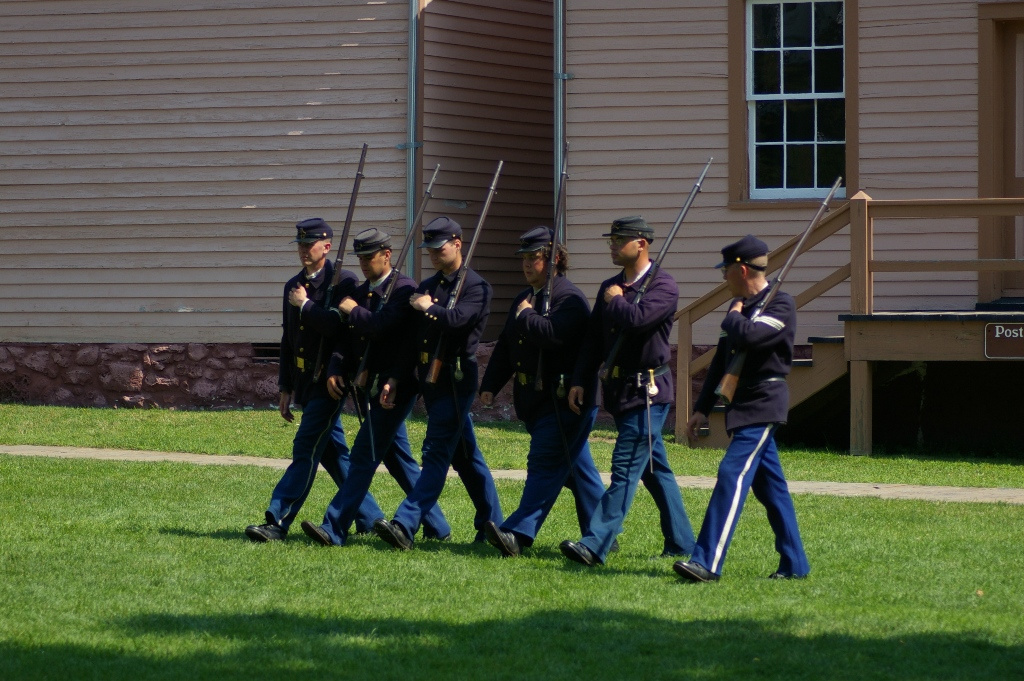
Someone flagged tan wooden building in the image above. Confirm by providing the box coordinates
[2,0,1023,451]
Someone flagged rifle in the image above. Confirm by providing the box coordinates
[425,160,504,384]
[532,152,570,392]
[714,176,843,405]
[598,158,713,382]
[312,142,368,382]
[352,163,441,389]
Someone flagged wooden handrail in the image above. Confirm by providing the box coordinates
[675,193,1024,444]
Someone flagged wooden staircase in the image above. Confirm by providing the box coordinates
[698,336,849,449]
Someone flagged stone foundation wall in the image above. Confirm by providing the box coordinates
[0,341,708,431]
[0,343,280,409]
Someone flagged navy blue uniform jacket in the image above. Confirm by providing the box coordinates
[328,269,419,405]
[572,265,678,417]
[278,260,358,406]
[479,275,598,425]
[693,284,795,431]
[401,267,491,390]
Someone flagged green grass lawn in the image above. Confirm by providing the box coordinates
[0,454,1022,680]
[2,403,1023,488]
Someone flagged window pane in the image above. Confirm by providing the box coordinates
[815,48,844,93]
[786,100,814,141]
[815,2,844,46]
[782,2,812,47]
[756,101,784,142]
[817,99,845,141]
[756,145,784,188]
[753,4,780,48]
[786,144,814,187]
[753,51,781,94]
[783,49,812,93]
[817,143,845,187]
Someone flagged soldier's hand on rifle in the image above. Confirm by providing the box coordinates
[685,412,707,444]
[288,285,308,308]
[603,284,623,303]
[337,297,358,315]
[409,293,432,312]
[278,391,294,423]
[379,379,398,409]
[326,374,346,401]
[515,298,533,316]
[567,385,584,415]
[479,391,494,407]
[729,297,744,314]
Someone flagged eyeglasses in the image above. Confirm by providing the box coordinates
[607,236,639,248]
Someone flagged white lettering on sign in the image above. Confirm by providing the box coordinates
[993,325,1024,339]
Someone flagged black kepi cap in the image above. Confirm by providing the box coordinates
[352,228,392,255]
[420,216,463,248]
[715,234,770,269]
[292,218,333,243]
[515,226,554,254]
[603,215,655,241]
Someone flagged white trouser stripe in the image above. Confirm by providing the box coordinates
[710,425,773,573]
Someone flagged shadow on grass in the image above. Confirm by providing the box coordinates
[2,609,1020,681]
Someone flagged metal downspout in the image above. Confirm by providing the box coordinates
[554,0,566,207]
[405,0,421,276]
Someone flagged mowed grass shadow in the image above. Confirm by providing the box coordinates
[2,609,1020,681]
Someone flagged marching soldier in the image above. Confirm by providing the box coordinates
[245,218,383,542]
[478,226,606,556]
[559,216,695,566]
[674,235,809,582]
[373,217,503,550]
[299,228,451,546]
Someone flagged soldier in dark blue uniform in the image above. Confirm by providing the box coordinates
[373,217,503,550]
[245,218,383,542]
[298,228,451,546]
[559,216,695,566]
[478,227,606,557]
[674,235,809,582]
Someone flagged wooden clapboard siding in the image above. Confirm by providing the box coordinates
[564,0,986,343]
[420,0,554,339]
[0,0,410,343]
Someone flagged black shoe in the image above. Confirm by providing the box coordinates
[673,560,719,582]
[768,571,808,580]
[300,521,334,547]
[484,520,521,557]
[374,518,413,551]
[245,522,286,543]
[609,539,620,553]
[559,540,599,567]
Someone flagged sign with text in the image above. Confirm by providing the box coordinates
[985,323,1024,359]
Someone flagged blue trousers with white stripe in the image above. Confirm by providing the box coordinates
[690,423,809,577]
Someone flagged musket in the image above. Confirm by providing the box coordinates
[598,158,713,382]
[425,160,503,385]
[312,142,368,382]
[714,176,843,405]
[351,163,441,389]
[532,152,569,392]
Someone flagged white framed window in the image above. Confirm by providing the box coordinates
[747,0,846,199]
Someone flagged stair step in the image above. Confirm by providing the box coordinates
[807,335,845,344]
[793,358,814,368]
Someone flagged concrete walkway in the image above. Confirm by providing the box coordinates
[3,444,1023,506]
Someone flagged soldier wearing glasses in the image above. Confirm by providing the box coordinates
[245,218,383,542]
[298,228,451,547]
[478,226,606,557]
[373,216,503,550]
[559,216,695,566]
[674,235,809,583]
